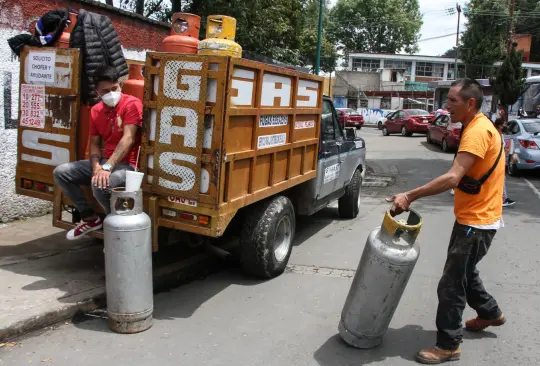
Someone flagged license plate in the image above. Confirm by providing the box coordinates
[167,196,198,207]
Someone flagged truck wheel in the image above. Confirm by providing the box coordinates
[339,169,362,219]
[239,196,295,278]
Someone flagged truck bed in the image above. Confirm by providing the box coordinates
[140,53,324,242]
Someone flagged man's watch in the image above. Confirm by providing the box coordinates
[102,164,112,172]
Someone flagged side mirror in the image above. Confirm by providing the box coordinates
[345,127,356,139]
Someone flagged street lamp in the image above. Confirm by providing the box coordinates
[315,0,323,75]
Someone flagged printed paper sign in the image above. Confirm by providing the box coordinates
[295,120,315,129]
[324,163,340,184]
[167,196,198,207]
[28,51,56,83]
[257,133,287,149]
[259,115,288,128]
[20,84,46,129]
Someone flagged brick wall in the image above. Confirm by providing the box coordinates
[0,0,170,222]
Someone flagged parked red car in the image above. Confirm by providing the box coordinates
[381,109,434,136]
[426,113,462,152]
[336,108,364,129]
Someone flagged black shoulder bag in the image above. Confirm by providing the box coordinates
[456,130,503,195]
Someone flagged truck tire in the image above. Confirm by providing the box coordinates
[339,169,362,219]
[239,196,295,278]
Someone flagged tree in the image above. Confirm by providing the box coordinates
[327,0,422,56]
[491,43,525,121]
[514,0,540,62]
[297,0,338,73]
[441,47,458,58]
[186,0,304,65]
[460,0,507,79]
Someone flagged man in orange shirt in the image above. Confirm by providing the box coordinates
[387,79,505,364]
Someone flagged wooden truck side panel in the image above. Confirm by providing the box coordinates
[140,53,323,244]
[219,58,323,214]
[15,47,81,202]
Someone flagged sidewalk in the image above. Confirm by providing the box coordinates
[0,215,105,341]
[0,215,229,341]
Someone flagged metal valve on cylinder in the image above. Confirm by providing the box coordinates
[104,187,153,334]
[339,209,422,348]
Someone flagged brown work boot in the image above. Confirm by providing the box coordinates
[465,313,506,332]
[415,346,461,364]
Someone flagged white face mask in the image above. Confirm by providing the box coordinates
[101,91,121,108]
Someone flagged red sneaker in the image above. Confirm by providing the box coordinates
[66,217,103,240]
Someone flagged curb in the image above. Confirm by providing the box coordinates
[0,243,234,342]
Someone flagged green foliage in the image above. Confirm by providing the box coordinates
[491,44,525,120]
[297,0,338,73]
[327,0,422,54]
[460,0,507,79]
[441,47,458,58]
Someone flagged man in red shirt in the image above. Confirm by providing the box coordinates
[53,65,142,240]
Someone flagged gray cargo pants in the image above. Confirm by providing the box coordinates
[53,159,134,218]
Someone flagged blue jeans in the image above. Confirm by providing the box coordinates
[53,159,134,217]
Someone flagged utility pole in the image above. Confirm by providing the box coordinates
[506,0,516,55]
[315,0,324,75]
[454,3,461,79]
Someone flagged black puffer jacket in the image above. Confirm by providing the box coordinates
[70,9,128,105]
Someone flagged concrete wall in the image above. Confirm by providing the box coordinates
[335,71,380,91]
[0,0,169,222]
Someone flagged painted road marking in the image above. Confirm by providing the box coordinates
[524,178,540,201]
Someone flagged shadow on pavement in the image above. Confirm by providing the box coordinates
[314,326,497,365]
[419,141,455,154]
[72,269,266,334]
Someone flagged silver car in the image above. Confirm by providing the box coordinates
[506,119,540,176]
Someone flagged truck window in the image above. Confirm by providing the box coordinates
[322,100,335,141]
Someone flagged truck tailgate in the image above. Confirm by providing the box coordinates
[15,47,81,201]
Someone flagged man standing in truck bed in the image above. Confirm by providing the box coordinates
[53,64,142,240]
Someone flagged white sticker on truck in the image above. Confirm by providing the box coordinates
[257,133,287,149]
[167,196,198,207]
[259,115,288,127]
[323,163,340,184]
[295,120,315,129]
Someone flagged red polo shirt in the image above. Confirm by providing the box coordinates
[89,94,142,167]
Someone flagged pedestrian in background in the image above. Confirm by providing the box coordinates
[387,79,506,364]
[493,118,516,207]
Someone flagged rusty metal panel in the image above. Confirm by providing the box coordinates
[15,47,80,201]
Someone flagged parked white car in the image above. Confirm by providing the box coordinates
[377,110,397,130]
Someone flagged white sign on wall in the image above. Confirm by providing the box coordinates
[28,51,56,84]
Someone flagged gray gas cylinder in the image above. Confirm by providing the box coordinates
[104,188,153,334]
[339,209,422,348]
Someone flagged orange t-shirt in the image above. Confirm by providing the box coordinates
[454,113,504,225]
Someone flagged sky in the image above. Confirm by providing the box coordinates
[328,0,466,56]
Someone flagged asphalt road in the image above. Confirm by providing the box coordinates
[2,130,540,366]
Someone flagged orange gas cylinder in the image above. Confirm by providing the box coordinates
[162,13,200,53]
[79,104,92,161]
[122,63,144,101]
[56,12,78,49]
